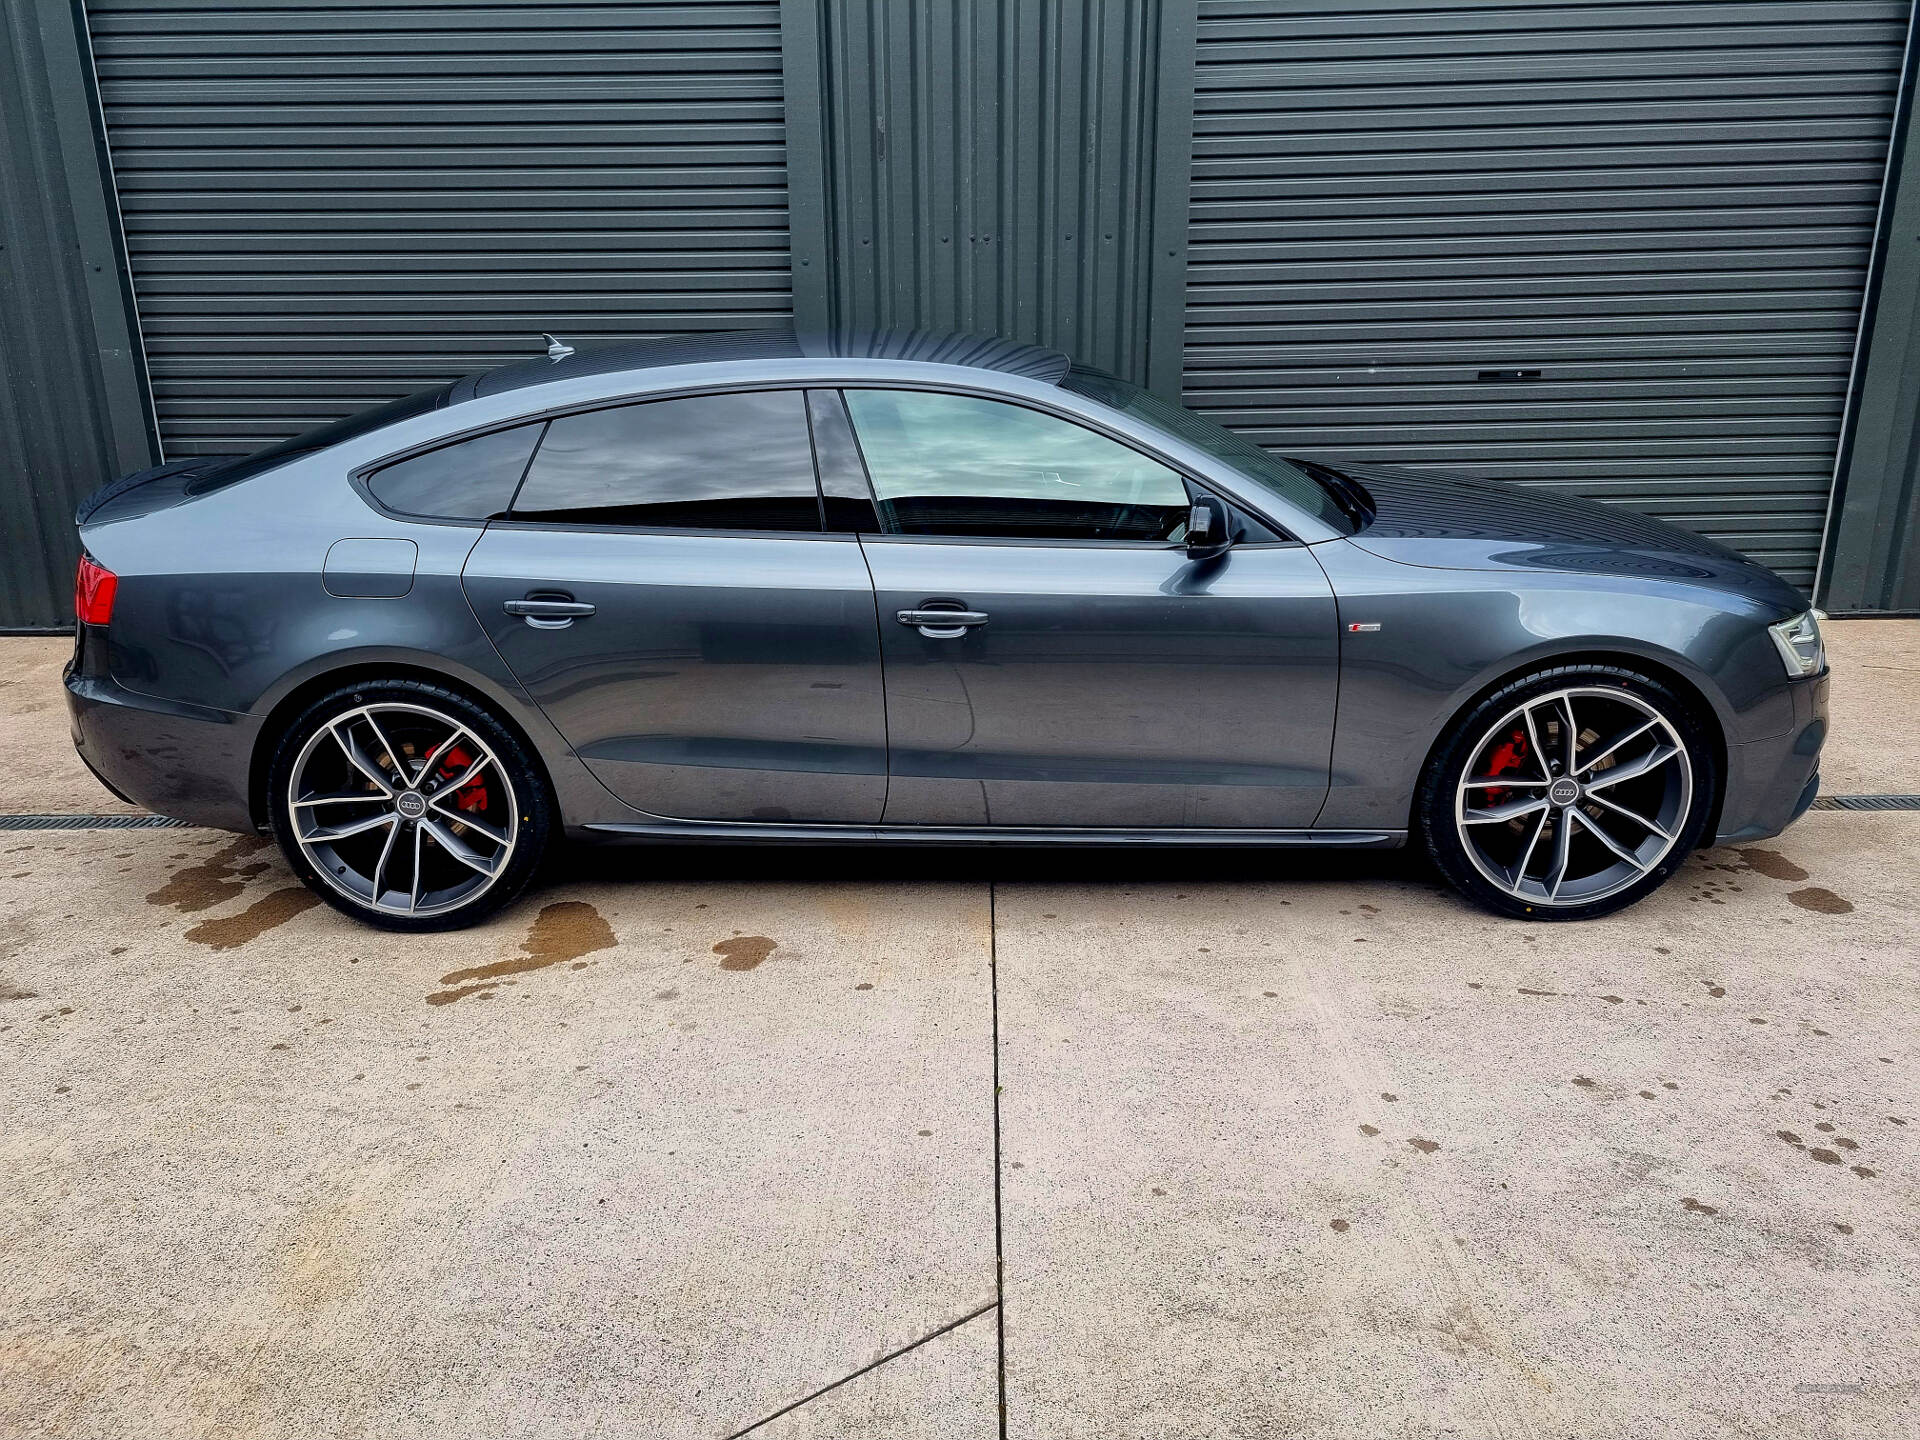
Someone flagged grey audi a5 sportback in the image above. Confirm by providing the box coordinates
[66,329,1828,930]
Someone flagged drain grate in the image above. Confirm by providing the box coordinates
[0,813,196,830]
[1810,794,1920,812]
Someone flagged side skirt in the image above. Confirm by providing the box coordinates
[573,820,1406,848]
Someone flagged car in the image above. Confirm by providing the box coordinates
[65,328,1828,930]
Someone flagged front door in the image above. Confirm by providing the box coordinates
[462,389,887,824]
[840,388,1339,828]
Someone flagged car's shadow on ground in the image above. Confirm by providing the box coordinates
[553,837,1444,892]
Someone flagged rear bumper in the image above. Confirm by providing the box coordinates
[65,625,260,832]
[1714,670,1828,845]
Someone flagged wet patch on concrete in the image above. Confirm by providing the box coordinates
[146,835,274,914]
[184,886,320,951]
[1787,887,1854,914]
[1735,848,1810,882]
[1680,1197,1719,1216]
[1408,1137,1440,1154]
[428,900,616,1005]
[714,936,777,971]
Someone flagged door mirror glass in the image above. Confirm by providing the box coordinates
[1186,496,1230,555]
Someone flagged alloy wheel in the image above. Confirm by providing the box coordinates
[1453,685,1692,908]
[286,701,519,917]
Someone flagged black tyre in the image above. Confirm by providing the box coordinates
[267,679,553,931]
[1419,664,1718,921]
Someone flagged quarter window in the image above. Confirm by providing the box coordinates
[511,390,819,531]
[843,389,1192,542]
[366,422,541,520]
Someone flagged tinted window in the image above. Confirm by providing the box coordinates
[843,389,1191,541]
[511,390,819,531]
[367,423,542,519]
[1061,366,1353,534]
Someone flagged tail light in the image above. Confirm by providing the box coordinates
[75,554,118,626]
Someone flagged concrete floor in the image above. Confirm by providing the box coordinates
[2,625,1915,1438]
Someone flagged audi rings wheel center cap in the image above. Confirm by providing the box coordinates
[395,791,427,819]
[1548,778,1581,807]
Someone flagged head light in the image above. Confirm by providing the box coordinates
[1768,610,1825,678]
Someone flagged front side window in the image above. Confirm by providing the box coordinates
[511,390,819,531]
[367,422,542,520]
[843,389,1192,542]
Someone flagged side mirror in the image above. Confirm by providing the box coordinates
[1186,497,1231,556]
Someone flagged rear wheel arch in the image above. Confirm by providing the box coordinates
[248,660,552,831]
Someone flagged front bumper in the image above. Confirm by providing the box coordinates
[1714,669,1828,845]
[65,625,261,832]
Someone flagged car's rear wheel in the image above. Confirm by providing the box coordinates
[1419,664,1717,921]
[267,680,552,931]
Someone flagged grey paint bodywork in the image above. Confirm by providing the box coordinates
[66,330,1826,853]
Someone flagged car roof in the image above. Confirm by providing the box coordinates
[453,327,1072,402]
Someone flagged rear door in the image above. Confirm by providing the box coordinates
[835,387,1339,828]
[460,388,888,823]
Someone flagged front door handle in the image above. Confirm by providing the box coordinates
[897,608,989,640]
[505,596,595,629]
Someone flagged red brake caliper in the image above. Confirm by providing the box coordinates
[1482,730,1530,808]
[434,744,489,814]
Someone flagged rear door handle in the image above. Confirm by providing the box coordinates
[897,608,989,639]
[505,597,595,629]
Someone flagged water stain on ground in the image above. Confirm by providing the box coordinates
[146,835,274,913]
[1330,1218,1350,1232]
[1359,1124,1381,1137]
[1408,1137,1440,1154]
[185,886,320,951]
[1680,1197,1719,1216]
[1787,887,1854,914]
[0,978,38,1002]
[1736,848,1810,882]
[429,900,616,1004]
[714,935,777,971]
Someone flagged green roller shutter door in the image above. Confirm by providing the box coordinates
[83,0,792,459]
[1186,0,1913,588]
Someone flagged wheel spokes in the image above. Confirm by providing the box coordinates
[1462,795,1551,826]
[1510,808,1549,889]
[428,799,509,847]
[1545,810,1575,900]
[421,817,500,876]
[308,812,398,844]
[1577,717,1659,777]
[294,791,386,809]
[331,722,395,796]
[1583,743,1680,792]
[371,814,401,902]
[1586,791,1673,842]
[1571,807,1650,873]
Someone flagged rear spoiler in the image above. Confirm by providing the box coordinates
[74,456,225,526]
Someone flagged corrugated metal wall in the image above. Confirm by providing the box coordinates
[781,0,1194,389]
[1184,0,1912,590]
[83,0,793,459]
[1,0,155,631]
[1825,8,1920,614]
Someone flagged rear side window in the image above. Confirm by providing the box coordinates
[367,423,542,520]
[511,390,820,531]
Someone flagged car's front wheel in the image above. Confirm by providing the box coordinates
[1419,664,1717,921]
[267,680,553,930]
